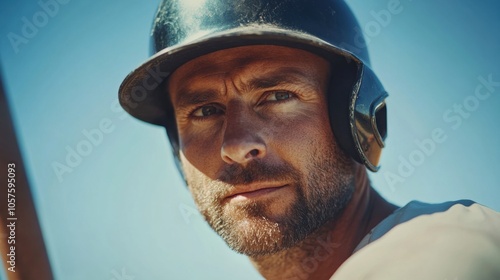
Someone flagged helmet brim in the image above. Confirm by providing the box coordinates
[118,25,361,125]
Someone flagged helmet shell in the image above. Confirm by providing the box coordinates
[119,0,388,172]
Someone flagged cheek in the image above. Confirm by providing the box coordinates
[180,152,213,204]
[179,127,223,180]
[270,104,335,159]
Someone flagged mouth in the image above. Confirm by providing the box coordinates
[225,184,289,202]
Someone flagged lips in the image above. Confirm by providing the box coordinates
[225,183,288,202]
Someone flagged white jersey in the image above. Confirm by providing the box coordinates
[331,200,500,280]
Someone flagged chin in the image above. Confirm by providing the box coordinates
[213,200,310,256]
[223,216,290,256]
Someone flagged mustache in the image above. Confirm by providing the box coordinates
[217,160,299,185]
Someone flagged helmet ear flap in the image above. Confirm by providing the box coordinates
[328,58,363,164]
[328,60,388,172]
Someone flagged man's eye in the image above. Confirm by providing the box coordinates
[264,91,292,102]
[192,105,223,117]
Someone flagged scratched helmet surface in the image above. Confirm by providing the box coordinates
[119,0,389,172]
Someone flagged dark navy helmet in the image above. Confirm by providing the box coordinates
[119,0,388,172]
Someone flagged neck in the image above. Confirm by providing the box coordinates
[249,164,398,280]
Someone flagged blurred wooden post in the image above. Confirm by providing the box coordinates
[0,71,54,280]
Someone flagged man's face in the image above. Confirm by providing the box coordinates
[168,45,355,256]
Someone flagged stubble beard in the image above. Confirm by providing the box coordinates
[185,144,355,257]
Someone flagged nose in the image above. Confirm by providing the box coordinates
[221,109,267,165]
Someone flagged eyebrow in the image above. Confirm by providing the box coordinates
[245,68,308,92]
[173,67,312,109]
[174,89,220,110]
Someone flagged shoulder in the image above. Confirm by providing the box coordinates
[354,199,477,251]
[331,200,500,280]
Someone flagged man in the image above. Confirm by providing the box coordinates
[118,0,500,279]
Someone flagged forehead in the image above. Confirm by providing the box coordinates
[168,45,329,94]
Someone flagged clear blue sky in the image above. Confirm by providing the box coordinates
[1,0,499,279]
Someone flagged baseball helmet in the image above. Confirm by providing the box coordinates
[119,0,388,172]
